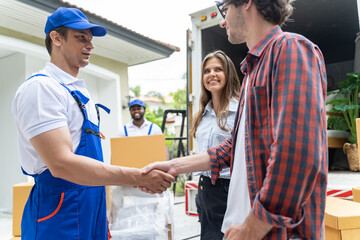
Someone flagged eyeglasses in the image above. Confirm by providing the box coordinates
[216,1,226,19]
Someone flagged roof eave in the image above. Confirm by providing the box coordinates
[17,0,179,58]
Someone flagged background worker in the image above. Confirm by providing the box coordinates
[118,99,162,137]
[12,7,174,240]
[143,0,328,239]
[192,50,240,240]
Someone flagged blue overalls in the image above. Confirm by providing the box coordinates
[21,74,110,240]
[124,122,153,136]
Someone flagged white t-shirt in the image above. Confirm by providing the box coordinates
[221,77,252,233]
[118,119,162,137]
[12,62,98,175]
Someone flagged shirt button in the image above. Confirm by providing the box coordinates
[200,186,203,190]
[200,177,203,181]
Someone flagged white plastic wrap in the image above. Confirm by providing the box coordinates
[108,186,174,240]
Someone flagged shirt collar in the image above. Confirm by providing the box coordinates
[240,25,282,74]
[130,118,150,128]
[202,100,213,116]
[43,62,82,85]
[202,98,238,116]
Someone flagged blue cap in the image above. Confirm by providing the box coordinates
[45,7,107,36]
[129,99,145,108]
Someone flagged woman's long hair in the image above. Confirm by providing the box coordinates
[191,50,241,138]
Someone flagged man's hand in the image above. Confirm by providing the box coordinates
[139,153,211,193]
[142,161,177,176]
[225,224,258,240]
[139,161,177,194]
[139,169,175,194]
[224,212,273,240]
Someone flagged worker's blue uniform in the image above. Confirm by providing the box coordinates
[21,74,110,240]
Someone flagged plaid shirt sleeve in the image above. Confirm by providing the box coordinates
[207,136,233,184]
[252,37,327,228]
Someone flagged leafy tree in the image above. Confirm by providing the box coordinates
[144,87,187,157]
[144,107,164,128]
[146,91,165,103]
[169,88,186,110]
[129,85,141,97]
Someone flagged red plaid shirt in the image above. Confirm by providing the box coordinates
[208,26,328,239]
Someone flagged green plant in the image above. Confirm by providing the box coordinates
[169,88,186,110]
[326,73,360,144]
[145,107,164,128]
[327,115,349,131]
[130,85,141,97]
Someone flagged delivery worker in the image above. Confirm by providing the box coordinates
[118,99,162,137]
[12,7,174,240]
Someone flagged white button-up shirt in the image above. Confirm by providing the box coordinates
[118,119,162,137]
[194,98,238,179]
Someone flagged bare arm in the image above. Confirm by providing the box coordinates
[30,127,174,193]
[142,151,211,176]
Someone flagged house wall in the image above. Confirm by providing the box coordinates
[0,53,28,211]
[0,26,43,48]
[78,69,121,165]
[90,55,131,126]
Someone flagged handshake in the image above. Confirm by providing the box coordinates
[138,161,177,194]
[136,152,210,194]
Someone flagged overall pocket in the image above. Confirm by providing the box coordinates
[36,191,79,239]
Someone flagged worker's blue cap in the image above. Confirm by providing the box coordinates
[45,7,107,36]
[129,99,145,108]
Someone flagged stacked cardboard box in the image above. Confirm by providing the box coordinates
[325,196,360,239]
[352,186,360,203]
[325,119,360,239]
[12,181,34,240]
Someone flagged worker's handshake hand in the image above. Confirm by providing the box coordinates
[139,161,177,194]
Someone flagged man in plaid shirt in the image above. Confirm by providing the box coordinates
[143,0,327,239]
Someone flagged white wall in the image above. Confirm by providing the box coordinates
[0,53,28,211]
[78,70,121,165]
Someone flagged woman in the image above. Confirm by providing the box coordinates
[192,50,241,239]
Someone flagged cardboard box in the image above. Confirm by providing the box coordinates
[110,134,166,168]
[10,237,21,240]
[325,197,360,239]
[13,182,34,237]
[353,186,360,203]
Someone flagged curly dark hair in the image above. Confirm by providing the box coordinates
[224,0,295,25]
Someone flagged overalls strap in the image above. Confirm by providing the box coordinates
[148,123,153,135]
[124,125,128,136]
[59,83,89,120]
[95,103,111,125]
[26,73,48,81]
